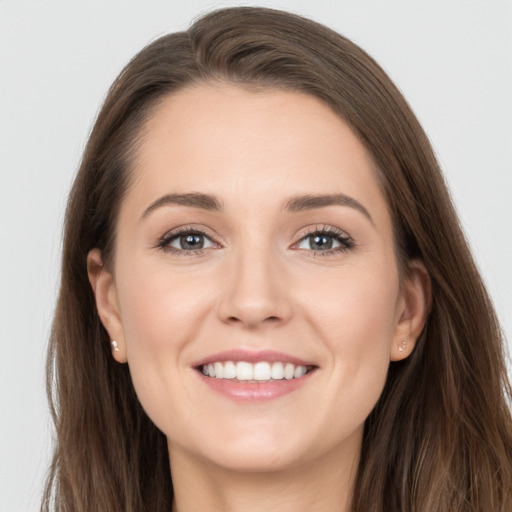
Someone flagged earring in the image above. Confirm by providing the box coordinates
[111,340,120,352]
[398,340,407,352]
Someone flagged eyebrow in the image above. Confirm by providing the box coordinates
[140,191,373,224]
[284,193,374,224]
[141,192,222,220]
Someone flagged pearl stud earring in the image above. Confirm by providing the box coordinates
[111,340,120,352]
[398,340,407,352]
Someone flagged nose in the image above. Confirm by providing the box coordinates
[217,246,293,329]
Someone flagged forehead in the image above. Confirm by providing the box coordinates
[126,83,389,223]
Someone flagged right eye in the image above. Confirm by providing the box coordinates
[169,232,214,250]
[158,229,217,254]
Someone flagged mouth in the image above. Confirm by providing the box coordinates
[192,350,318,401]
[198,360,315,382]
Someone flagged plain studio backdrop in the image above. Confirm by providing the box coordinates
[0,1,511,510]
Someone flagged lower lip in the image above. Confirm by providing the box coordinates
[198,372,314,402]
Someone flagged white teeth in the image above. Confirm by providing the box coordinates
[294,365,307,378]
[253,362,271,381]
[271,362,284,380]
[284,363,295,380]
[236,361,253,380]
[223,361,237,379]
[214,362,224,379]
[201,361,310,381]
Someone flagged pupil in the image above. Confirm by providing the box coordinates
[311,235,332,250]
[180,233,204,250]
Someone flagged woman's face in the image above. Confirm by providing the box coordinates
[90,84,426,473]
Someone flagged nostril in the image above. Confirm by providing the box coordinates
[225,314,283,328]
[218,287,293,328]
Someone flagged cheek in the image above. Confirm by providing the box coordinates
[302,259,399,348]
[113,259,213,423]
[116,257,214,349]
[298,261,399,412]
[113,251,237,419]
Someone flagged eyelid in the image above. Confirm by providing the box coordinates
[155,225,222,253]
[291,224,355,253]
[154,223,354,256]
[294,224,352,242]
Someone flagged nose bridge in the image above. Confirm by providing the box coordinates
[217,234,291,328]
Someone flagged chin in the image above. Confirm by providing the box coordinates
[171,418,361,475]
[200,442,310,474]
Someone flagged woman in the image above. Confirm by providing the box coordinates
[42,6,512,512]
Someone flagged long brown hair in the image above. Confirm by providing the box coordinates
[42,7,512,511]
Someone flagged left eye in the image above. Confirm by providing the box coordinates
[167,232,215,251]
[296,233,344,251]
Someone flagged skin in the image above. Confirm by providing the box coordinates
[88,84,429,512]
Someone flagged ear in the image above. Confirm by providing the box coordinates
[390,259,431,361]
[87,249,127,363]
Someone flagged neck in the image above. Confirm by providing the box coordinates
[169,437,360,512]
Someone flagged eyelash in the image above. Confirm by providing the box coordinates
[293,225,355,258]
[155,225,355,257]
[156,226,219,256]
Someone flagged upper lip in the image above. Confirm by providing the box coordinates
[192,349,316,368]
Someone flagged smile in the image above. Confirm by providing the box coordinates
[201,361,310,381]
[194,350,317,401]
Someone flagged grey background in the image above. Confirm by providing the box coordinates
[1,1,511,510]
